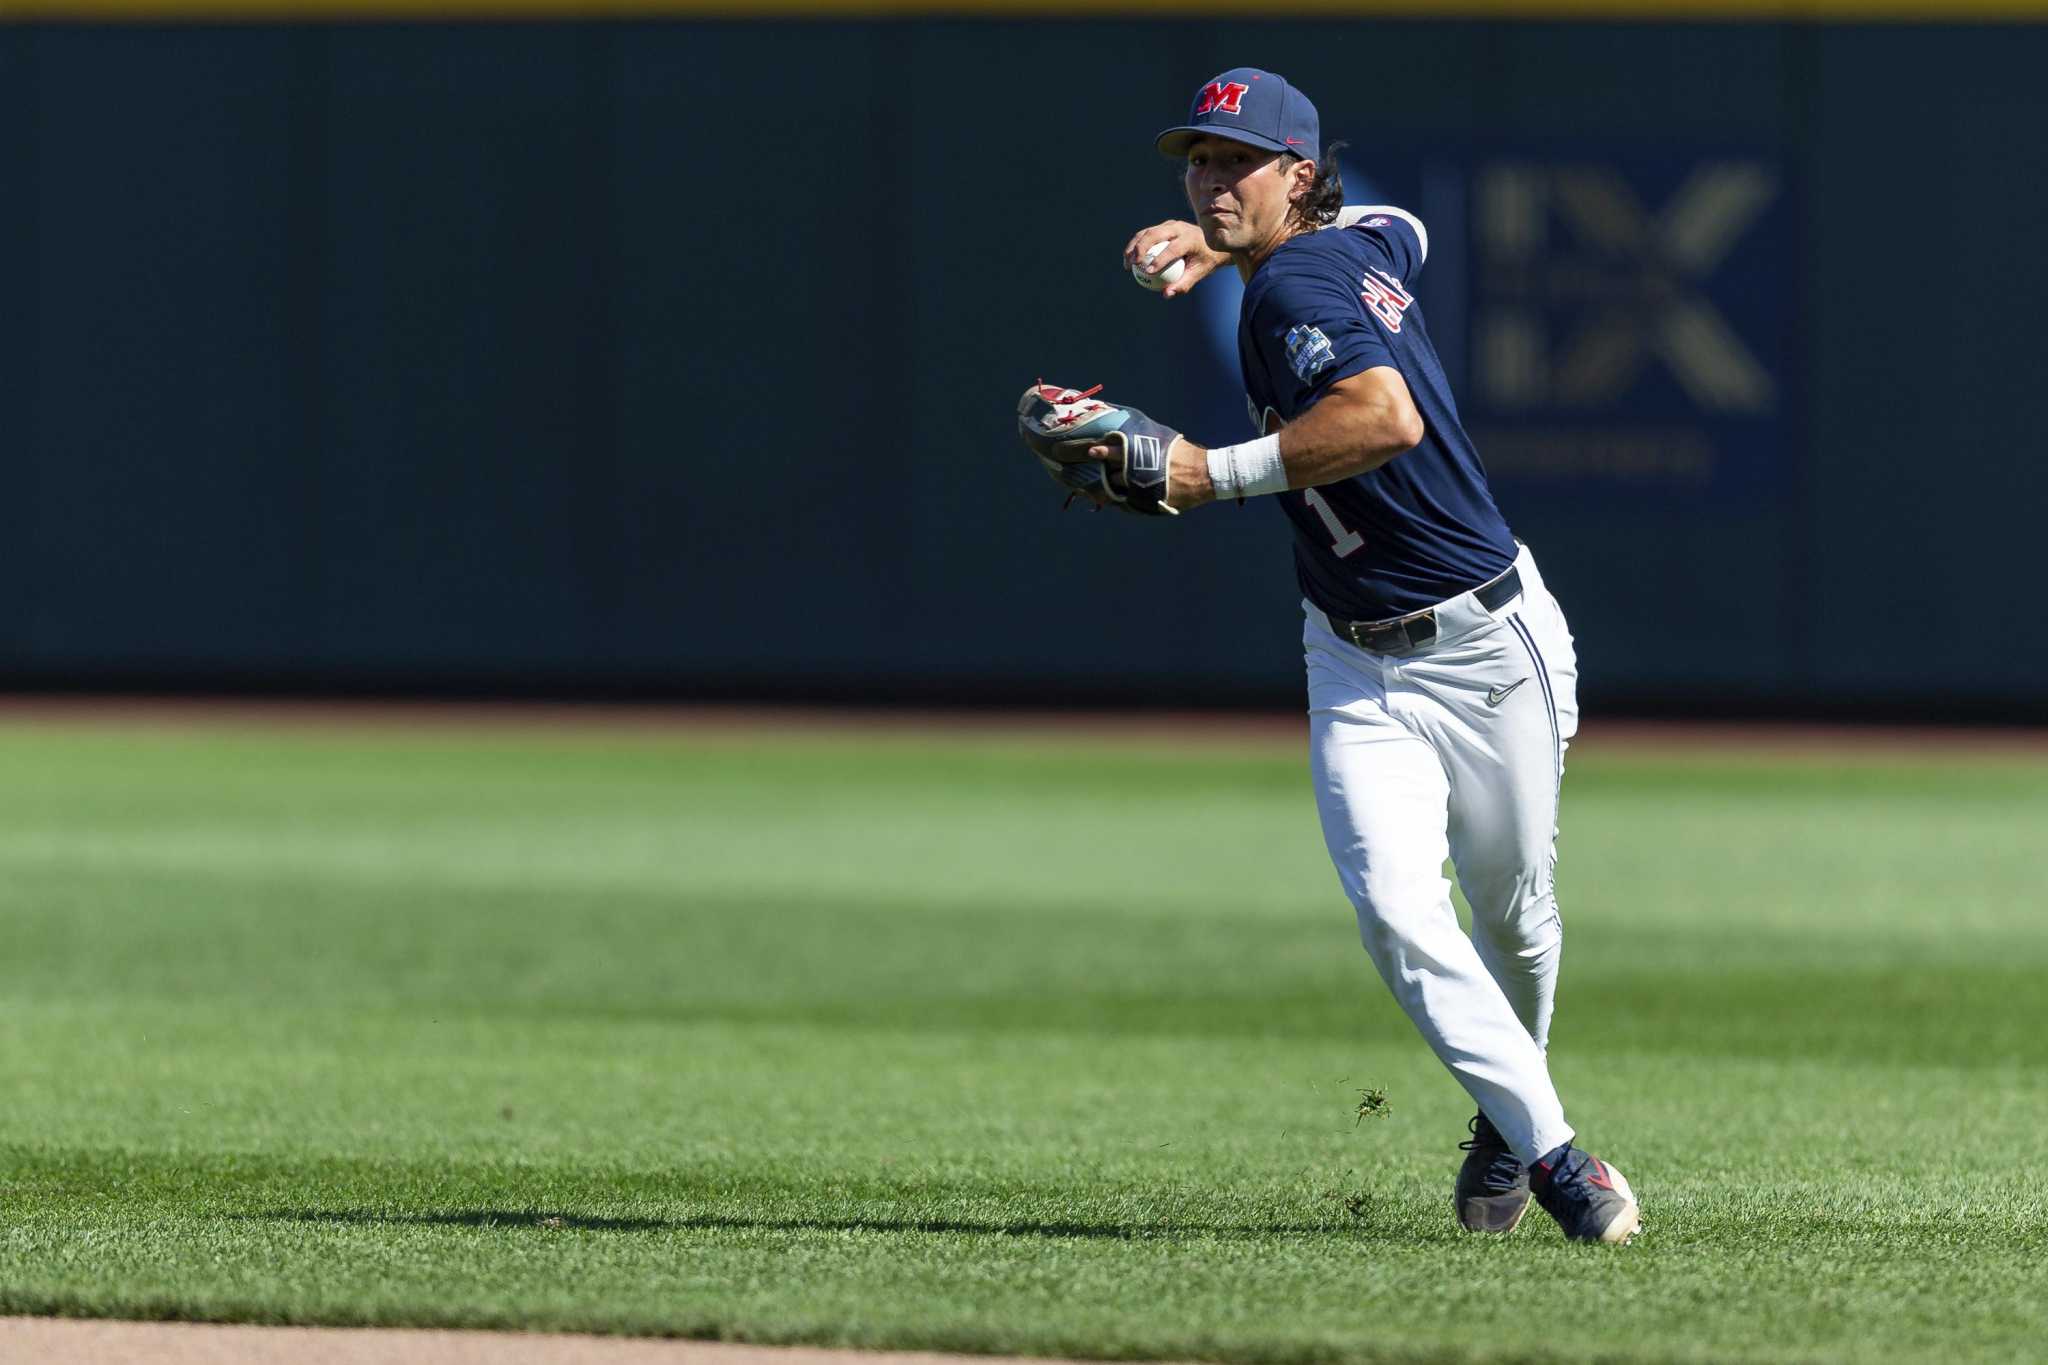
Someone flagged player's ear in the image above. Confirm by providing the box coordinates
[1289,158,1317,204]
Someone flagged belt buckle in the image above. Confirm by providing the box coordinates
[1349,610,1436,656]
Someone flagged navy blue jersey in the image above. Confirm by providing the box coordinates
[1237,207,1516,621]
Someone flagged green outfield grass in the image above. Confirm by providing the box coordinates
[0,716,2043,1363]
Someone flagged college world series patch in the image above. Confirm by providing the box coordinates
[1285,324,1336,382]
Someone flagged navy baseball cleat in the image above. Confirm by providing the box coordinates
[1454,1112,1531,1233]
[1530,1141,1641,1244]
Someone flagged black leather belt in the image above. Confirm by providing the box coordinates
[1329,564,1522,657]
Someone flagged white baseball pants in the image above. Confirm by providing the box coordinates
[1304,543,1579,1164]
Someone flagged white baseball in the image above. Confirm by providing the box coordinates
[1132,241,1186,292]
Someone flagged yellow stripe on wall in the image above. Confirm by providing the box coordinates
[4,0,2048,20]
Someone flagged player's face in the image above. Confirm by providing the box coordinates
[1183,135,1300,256]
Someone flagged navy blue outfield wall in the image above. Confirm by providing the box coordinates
[2,19,2045,714]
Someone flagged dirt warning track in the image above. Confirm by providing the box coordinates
[0,1319,1146,1365]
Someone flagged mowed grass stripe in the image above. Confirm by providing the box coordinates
[0,721,2042,1362]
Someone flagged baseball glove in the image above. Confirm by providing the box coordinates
[1016,380,1182,517]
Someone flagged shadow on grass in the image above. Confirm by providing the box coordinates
[239,1208,1386,1241]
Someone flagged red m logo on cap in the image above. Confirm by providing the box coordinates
[1195,82,1250,116]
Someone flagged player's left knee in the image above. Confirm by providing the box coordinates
[1473,886,1562,957]
[1462,855,1548,913]
[1519,896,1563,952]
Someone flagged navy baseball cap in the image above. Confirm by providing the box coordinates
[1155,67,1319,160]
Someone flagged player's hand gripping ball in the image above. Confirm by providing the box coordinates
[1131,241,1186,292]
[1015,381,1182,517]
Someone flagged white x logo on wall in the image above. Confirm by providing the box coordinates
[1476,162,1779,415]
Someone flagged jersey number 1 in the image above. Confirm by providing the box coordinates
[1303,488,1364,557]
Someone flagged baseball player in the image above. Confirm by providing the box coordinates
[1017,68,1640,1244]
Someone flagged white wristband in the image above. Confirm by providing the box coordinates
[1206,435,1289,500]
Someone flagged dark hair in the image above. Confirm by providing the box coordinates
[1285,140,1348,229]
